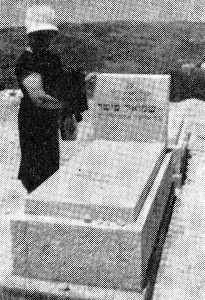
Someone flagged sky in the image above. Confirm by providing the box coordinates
[0,0,205,28]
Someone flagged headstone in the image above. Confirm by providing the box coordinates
[60,74,170,164]
[92,74,170,145]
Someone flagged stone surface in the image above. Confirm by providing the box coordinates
[25,141,165,223]
[140,152,174,275]
[11,215,143,291]
[92,74,170,144]
[11,152,173,292]
[0,182,145,300]
[169,119,191,178]
[0,275,145,300]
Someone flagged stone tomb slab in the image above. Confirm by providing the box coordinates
[48,74,170,221]
[11,152,173,292]
[25,140,165,223]
[92,74,170,144]
[59,73,170,164]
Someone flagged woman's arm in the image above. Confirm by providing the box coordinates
[22,72,62,109]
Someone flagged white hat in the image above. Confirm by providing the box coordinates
[25,5,58,34]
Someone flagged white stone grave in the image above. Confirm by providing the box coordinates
[10,74,173,293]
[26,74,170,222]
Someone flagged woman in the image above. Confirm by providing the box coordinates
[15,5,67,193]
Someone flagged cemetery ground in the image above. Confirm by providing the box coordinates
[0,93,205,299]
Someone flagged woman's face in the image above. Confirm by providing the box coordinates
[28,30,57,51]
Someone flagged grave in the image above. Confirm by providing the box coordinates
[26,74,170,223]
[9,73,175,295]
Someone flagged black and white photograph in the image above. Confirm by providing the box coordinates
[0,1,204,299]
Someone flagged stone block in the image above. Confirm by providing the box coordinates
[141,152,174,273]
[25,141,166,223]
[11,152,173,292]
[92,74,170,145]
[11,216,143,291]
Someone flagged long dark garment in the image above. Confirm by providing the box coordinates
[15,49,62,193]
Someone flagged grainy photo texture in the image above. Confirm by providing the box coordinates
[0,1,205,300]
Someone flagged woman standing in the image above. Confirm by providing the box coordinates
[15,5,66,193]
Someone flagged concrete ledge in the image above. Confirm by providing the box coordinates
[0,275,145,300]
[169,119,191,182]
[168,118,184,148]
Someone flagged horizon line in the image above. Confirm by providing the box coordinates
[1,18,205,31]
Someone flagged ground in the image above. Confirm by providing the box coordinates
[1,92,205,299]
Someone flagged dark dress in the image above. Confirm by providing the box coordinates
[15,49,63,193]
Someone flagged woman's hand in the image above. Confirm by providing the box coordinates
[39,94,62,109]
